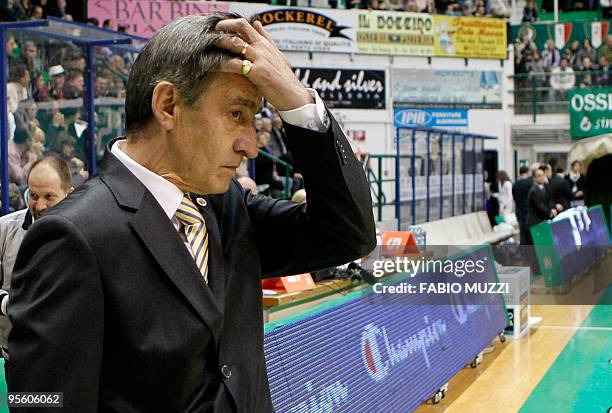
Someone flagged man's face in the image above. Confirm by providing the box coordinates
[95,77,109,95]
[572,162,581,174]
[560,59,568,69]
[6,36,16,56]
[20,70,31,87]
[27,165,70,220]
[261,118,272,133]
[25,45,37,60]
[273,114,282,129]
[70,75,84,92]
[534,170,545,184]
[583,58,592,69]
[169,73,261,194]
[51,75,64,88]
[32,6,43,19]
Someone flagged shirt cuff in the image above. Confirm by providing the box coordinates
[0,293,8,316]
[278,89,331,133]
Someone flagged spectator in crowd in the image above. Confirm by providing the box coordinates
[527,167,557,242]
[291,189,307,203]
[550,57,576,100]
[522,0,538,21]
[576,38,597,70]
[512,165,532,245]
[32,73,49,102]
[542,39,561,69]
[11,0,31,20]
[103,19,113,30]
[14,100,39,131]
[565,160,586,206]
[598,35,612,64]
[578,57,595,88]
[8,126,42,186]
[65,54,86,73]
[62,70,85,99]
[5,35,18,63]
[8,183,24,213]
[95,75,111,98]
[547,166,572,212]
[526,50,548,87]
[255,131,285,195]
[495,170,514,216]
[0,156,73,350]
[543,162,553,183]
[595,55,611,86]
[7,64,31,115]
[237,176,259,196]
[44,130,75,164]
[563,40,581,69]
[30,4,42,19]
[86,17,99,26]
[19,41,42,81]
[48,65,65,100]
[46,0,67,18]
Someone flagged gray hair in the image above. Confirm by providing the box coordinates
[125,13,250,137]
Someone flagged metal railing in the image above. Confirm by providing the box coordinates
[256,150,294,200]
[509,69,611,121]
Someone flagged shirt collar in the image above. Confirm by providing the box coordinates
[110,139,183,220]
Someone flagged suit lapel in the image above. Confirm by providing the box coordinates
[99,146,223,345]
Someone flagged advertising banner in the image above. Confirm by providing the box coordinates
[392,69,502,108]
[568,88,612,139]
[356,11,434,56]
[230,3,357,53]
[293,67,386,109]
[264,245,507,412]
[87,0,229,37]
[433,16,507,60]
[511,21,610,52]
[394,108,468,130]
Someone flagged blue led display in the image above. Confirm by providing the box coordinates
[263,245,507,413]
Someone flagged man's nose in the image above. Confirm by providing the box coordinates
[236,130,259,159]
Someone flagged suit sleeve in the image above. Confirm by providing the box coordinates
[7,215,103,412]
[246,111,376,277]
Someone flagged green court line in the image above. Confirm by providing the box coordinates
[519,284,612,413]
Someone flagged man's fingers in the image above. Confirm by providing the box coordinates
[214,37,256,60]
[253,20,275,45]
[217,58,256,77]
[215,18,260,44]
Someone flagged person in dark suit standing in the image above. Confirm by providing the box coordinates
[512,165,532,245]
[565,160,586,206]
[527,167,558,244]
[7,14,376,413]
[547,166,573,212]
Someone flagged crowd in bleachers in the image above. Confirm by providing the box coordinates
[3,18,136,211]
[320,0,509,17]
[514,33,612,99]
[236,106,305,199]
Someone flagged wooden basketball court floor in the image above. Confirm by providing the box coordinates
[415,255,612,413]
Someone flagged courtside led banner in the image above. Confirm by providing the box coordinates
[263,245,507,412]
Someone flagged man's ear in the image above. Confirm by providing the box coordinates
[151,81,179,131]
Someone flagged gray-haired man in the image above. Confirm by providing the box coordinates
[7,13,375,412]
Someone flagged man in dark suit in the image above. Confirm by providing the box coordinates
[565,160,586,206]
[527,167,558,244]
[547,166,572,212]
[7,14,376,413]
[512,165,531,245]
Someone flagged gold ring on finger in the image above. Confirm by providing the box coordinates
[240,44,248,56]
[242,59,252,76]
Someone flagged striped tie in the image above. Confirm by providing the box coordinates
[175,194,209,283]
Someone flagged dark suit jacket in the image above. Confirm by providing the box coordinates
[547,174,572,211]
[7,115,376,412]
[564,173,586,201]
[512,176,532,220]
[527,184,551,229]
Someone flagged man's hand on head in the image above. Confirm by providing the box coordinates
[214,18,313,111]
